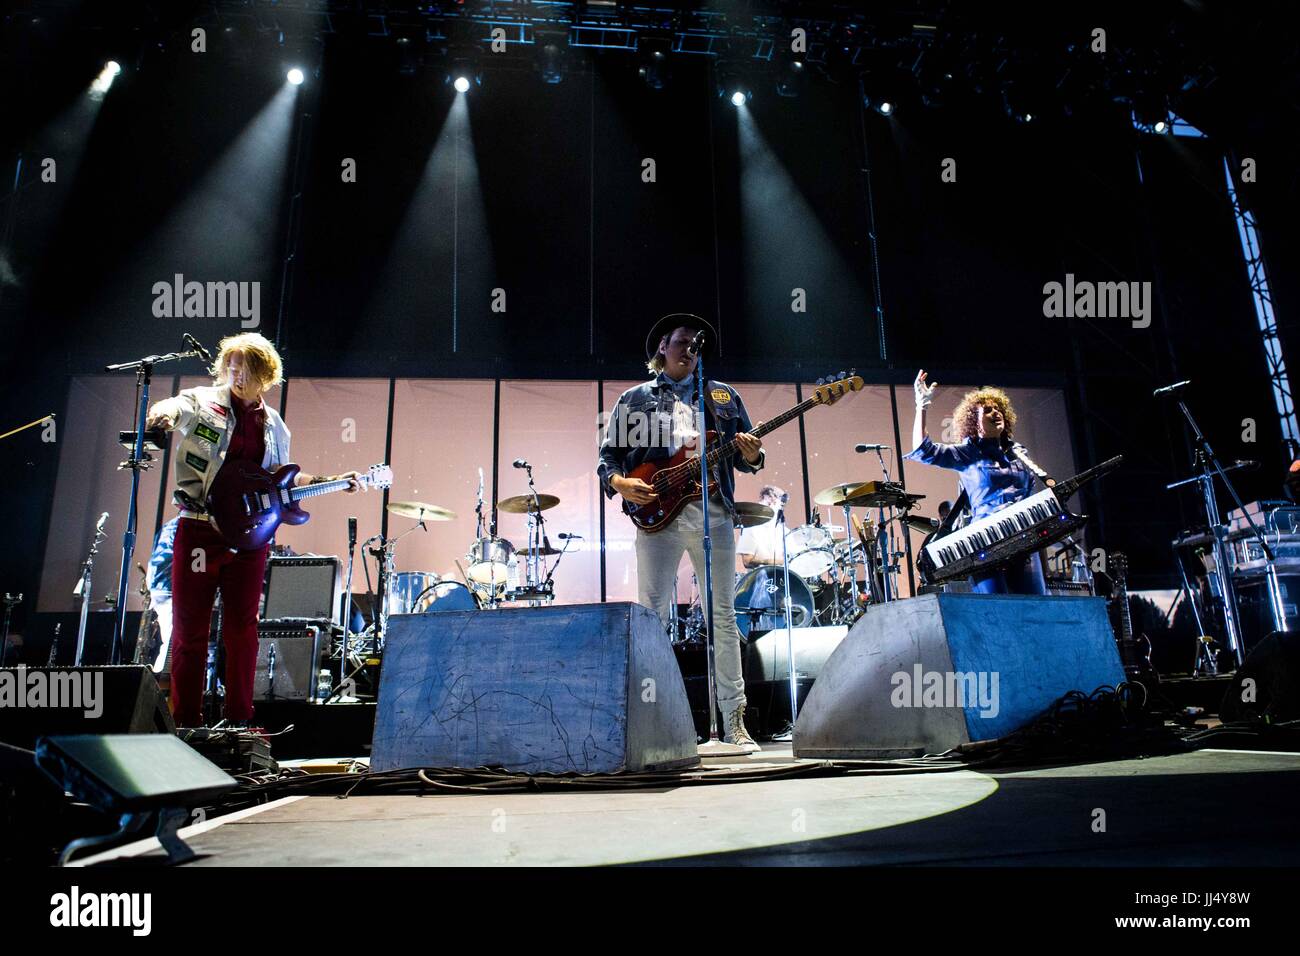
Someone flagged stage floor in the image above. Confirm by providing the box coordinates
[76,746,1300,867]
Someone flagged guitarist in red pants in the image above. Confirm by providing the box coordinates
[146,332,359,728]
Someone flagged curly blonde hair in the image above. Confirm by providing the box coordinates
[210,332,284,390]
[952,387,1016,442]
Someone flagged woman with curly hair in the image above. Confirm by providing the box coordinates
[904,369,1047,595]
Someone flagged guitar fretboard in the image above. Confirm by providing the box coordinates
[291,478,359,500]
[704,396,819,467]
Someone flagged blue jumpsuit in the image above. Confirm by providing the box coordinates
[905,435,1048,595]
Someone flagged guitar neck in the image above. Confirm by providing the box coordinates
[705,396,818,467]
[290,477,362,500]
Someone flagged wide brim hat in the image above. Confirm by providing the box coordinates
[644,313,719,361]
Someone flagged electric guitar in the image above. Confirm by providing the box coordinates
[206,461,392,551]
[624,375,864,532]
[1110,551,1154,680]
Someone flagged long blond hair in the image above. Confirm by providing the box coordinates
[210,332,284,390]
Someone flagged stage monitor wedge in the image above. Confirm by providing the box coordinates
[794,593,1125,759]
[372,602,699,774]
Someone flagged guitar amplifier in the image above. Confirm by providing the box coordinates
[264,556,340,623]
[254,623,331,703]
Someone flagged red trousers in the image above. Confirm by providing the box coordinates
[170,517,269,727]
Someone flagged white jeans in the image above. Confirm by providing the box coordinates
[634,498,746,715]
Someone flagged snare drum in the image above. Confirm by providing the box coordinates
[466,536,515,587]
[387,571,442,616]
[734,565,814,639]
[786,524,835,578]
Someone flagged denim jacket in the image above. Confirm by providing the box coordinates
[597,376,764,516]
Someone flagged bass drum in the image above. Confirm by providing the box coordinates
[413,580,479,613]
[734,565,814,639]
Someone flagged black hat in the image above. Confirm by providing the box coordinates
[644,313,718,361]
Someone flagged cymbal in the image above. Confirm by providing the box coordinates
[813,482,870,506]
[497,493,560,514]
[733,501,775,528]
[387,500,456,521]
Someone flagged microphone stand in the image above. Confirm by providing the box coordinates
[772,504,799,742]
[73,522,107,666]
[1166,396,1281,666]
[690,345,738,754]
[104,345,205,664]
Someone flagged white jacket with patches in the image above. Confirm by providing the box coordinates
[150,383,291,513]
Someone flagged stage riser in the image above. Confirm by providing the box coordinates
[794,594,1125,759]
[371,602,699,774]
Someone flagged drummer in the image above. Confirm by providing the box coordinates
[736,485,790,569]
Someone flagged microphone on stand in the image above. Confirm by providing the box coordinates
[1152,380,1191,398]
[512,458,529,469]
[687,329,706,356]
[183,333,213,364]
[855,443,890,453]
[557,533,583,540]
[348,516,357,548]
[95,512,110,534]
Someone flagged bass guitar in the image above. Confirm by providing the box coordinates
[206,461,392,551]
[625,375,863,532]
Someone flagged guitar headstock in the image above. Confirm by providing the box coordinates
[812,371,865,406]
[366,463,394,490]
[1110,551,1127,583]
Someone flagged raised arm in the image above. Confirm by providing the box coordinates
[911,369,936,451]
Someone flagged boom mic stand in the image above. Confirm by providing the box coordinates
[771,504,799,742]
[1163,385,1282,667]
[105,341,207,664]
[690,336,746,756]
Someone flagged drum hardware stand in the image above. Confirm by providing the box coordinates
[687,334,746,756]
[104,341,207,664]
[1164,387,1283,666]
[339,516,358,696]
[1171,546,1216,676]
[770,503,799,743]
[368,519,426,651]
[1,593,20,667]
[72,515,110,666]
[472,465,506,609]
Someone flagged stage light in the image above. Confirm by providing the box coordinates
[860,75,897,117]
[731,90,747,106]
[535,31,569,85]
[286,68,304,86]
[1153,119,1167,134]
[89,60,121,97]
[454,75,471,93]
[877,100,894,115]
[776,56,806,98]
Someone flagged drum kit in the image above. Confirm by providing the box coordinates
[676,478,926,645]
[358,461,576,651]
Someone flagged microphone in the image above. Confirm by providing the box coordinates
[557,533,583,540]
[855,443,891,453]
[513,458,529,469]
[1153,380,1191,398]
[183,333,213,364]
[95,512,110,533]
[687,329,706,356]
[348,516,357,548]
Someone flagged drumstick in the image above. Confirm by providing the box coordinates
[453,559,472,588]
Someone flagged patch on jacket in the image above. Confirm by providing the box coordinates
[184,451,209,473]
[208,403,227,417]
[194,423,221,445]
[710,388,732,404]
